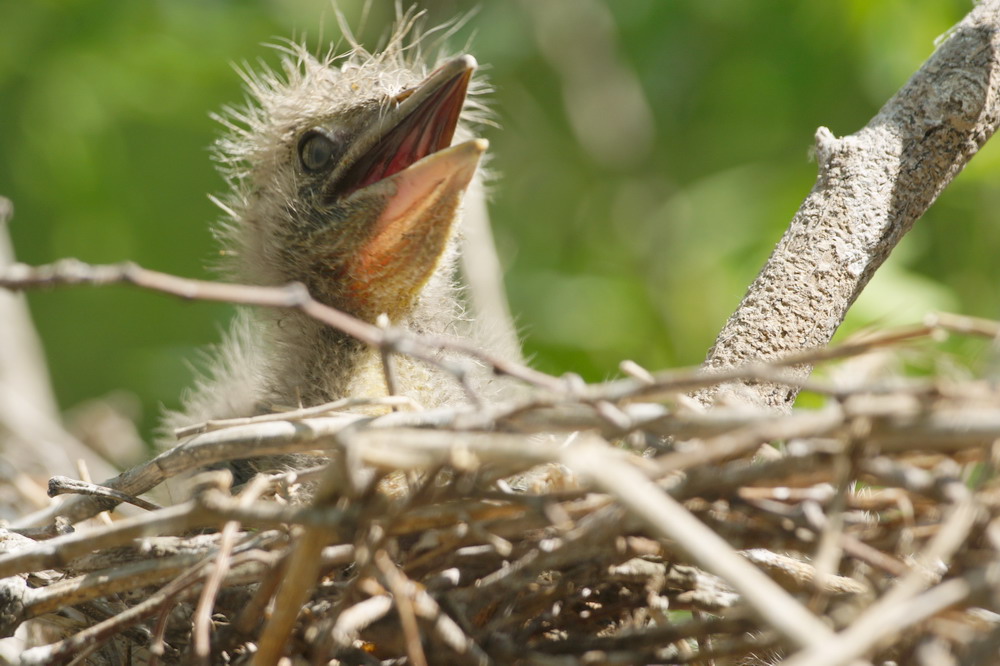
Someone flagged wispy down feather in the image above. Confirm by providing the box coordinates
[164,9,516,467]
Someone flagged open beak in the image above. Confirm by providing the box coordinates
[320,55,486,319]
[333,55,479,198]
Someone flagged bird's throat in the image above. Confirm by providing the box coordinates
[326,139,487,322]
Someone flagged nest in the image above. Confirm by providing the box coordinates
[4,2,1000,662]
[3,280,1000,665]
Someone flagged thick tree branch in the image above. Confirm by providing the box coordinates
[703,0,1000,410]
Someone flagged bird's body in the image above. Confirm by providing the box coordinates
[165,19,519,457]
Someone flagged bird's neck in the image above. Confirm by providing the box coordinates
[260,273,469,411]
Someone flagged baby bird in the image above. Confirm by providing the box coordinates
[168,22,517,449]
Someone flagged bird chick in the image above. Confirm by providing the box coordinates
[167,23,516,450]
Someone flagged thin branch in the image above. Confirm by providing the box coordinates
[47,476,161,512]
[375,550,428,666]
[174,394,421,438]
[19,549,279,666]
[0,259,566,394]
[191,475,271,664]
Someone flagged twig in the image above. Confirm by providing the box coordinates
[47,476,161,512]
[11,412,367,529]
[21,374,1000,532]
[0,259,566,393]
[19,549,280,666]
[19,551,229,619]
[376,313,402,403]
[174,394,421,438]
[375,550,428,666]
[252,454,349,666]
[0,502,206,579]
[192,475,271,664]
[593,324,935,404]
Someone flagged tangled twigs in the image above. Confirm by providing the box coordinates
[1,257,993,534]
[0,259,990,415]
[2,309,1000,664]
[5,0,1000,661]
[3,330,1000,663]
[569,442,834,649]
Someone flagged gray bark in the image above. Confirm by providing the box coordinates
[701,0,1000,411]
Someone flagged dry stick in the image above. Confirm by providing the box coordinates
[0,258,564,529]
[0,502,206,579]
[738,550,867,598]
[564,439,834,651]
[19,381,1000,535]
[10,412,367,529]
[232,544,354,637]
[700,0,1000,411]
[1,277,969,531]
[329,595,394,647]
[0,259,946,433]
[656,407,845,473]
[191,475,272,665]
[375,550,429,666]
[532,614,758,656]
[0,358,936,532]
[929,310,1000,338]
[251,451,352,666]
[251,529,328,666]
[810,443,854,601]
[19,550,279,666]
[592,323,935,405]
[0,488,327,580]
[780,485,982,666]
[47,475,162,512]
[408,583,491,664]
[175,394,420,438]
[19,552,211,619]
[376,314,404,403]
[233,552,289,637]
[148,599,174,664]
[0,259,565,393]
[18,377,1000,535]
[0,258,986,446]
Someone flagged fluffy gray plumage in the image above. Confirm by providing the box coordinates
[163,12,519,454]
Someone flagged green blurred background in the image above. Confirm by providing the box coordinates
[1,0,997,449]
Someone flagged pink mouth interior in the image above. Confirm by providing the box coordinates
[338,68,471,198]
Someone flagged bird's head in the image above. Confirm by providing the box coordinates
[214,37,487,323]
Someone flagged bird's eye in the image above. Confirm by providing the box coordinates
[298,131,336,172]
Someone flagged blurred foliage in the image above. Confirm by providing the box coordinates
[1,0,997,447]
